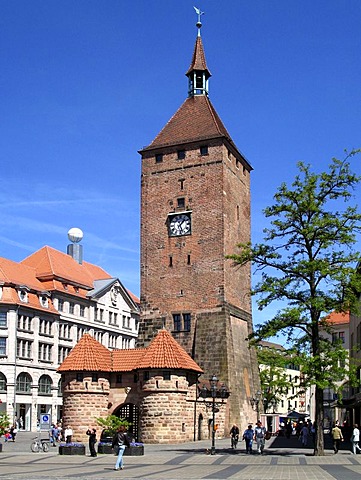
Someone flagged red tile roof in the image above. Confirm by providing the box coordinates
[144,96,232,151]
[137,329,203,372]
[0,258,59,313]
[112,349,147,372]
[326,311,350,325]
[21,246,111,290]
[58,330,203,374]
[0,257,45,291]
[58,334,112,372]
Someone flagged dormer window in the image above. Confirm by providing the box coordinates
[18,289,28,303]
[39,295,49,308]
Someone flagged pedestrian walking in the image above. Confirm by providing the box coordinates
[301,424,309,447]
[9,425,17,442]
[254,420,267,454]
[351,424,361,454]
[242,424,254,454]
[331,422,344,453]
[111,425,130,470]
[86,428,97,457]
[230,424,239,449]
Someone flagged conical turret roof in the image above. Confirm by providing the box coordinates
[186,36,211,77]
[58,333,112,371]
[137,329,203,372]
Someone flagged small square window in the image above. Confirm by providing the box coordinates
[155,154,163,163]
[92,373,98,382]
[144,371,150,381]
[163,371,171,380]
[200,145,208,155]
[116,374,123,384]
[177,198,185,208]
[177,150,185,160]
[76,373,84,382]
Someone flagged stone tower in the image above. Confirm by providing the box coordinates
[138,15,260,429]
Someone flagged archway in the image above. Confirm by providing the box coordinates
[113,403,139,441]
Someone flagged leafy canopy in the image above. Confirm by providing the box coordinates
[95,415,131,436]
[227,151,361,454]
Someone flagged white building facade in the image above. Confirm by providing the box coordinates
[0,242,139,431]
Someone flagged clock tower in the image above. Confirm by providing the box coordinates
[138,16,260,428]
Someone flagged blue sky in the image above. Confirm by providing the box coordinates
[1,1,361,326]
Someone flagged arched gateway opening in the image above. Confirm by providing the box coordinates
[113,403,139,441]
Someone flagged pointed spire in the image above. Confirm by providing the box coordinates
[186,7,211,97]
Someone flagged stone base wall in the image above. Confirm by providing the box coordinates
[62,391,109,443]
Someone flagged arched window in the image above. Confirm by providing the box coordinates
[57,378,62,397]
[0,372,7,391]
[38,375,52,395]
[16,372,32,393]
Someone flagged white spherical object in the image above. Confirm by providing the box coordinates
[67,227,83,243]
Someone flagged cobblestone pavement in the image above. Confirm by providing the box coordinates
[0,432,360,479]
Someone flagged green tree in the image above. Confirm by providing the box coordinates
[227,152,361,455]
[95,415,131,437]
[0,412,11,438]
[257,346,297,412]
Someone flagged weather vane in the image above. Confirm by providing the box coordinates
[194,6,205,34]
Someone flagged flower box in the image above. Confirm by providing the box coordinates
[97,443,113,454]
[59,443,86,455]
[124,445,144,456]
[97,442,144,456]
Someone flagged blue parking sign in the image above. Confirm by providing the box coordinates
[40,414,51,431]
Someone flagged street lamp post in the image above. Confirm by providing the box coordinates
[200,374,229,455]
[250,390,261,419]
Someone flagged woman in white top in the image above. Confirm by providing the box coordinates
[351,424,361,455]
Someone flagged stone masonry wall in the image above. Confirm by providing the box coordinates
[61,373,110,443]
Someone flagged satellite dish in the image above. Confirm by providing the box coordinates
[68,227,83,244]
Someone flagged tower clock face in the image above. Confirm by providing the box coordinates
[169,214,191,237]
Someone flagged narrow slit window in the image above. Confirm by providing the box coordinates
[200,145,208,156]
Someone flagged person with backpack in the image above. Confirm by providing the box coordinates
[254,420,267,454]
[243,424,254,454]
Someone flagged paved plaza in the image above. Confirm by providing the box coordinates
[0,432,360,479]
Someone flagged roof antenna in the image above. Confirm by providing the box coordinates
[193,6,204,36]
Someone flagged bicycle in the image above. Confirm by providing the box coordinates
[31,437,49,453]
[231,434,239,449]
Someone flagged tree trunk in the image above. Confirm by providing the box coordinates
[314,385,325,456]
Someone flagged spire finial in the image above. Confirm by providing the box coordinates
[193,6,204,36]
